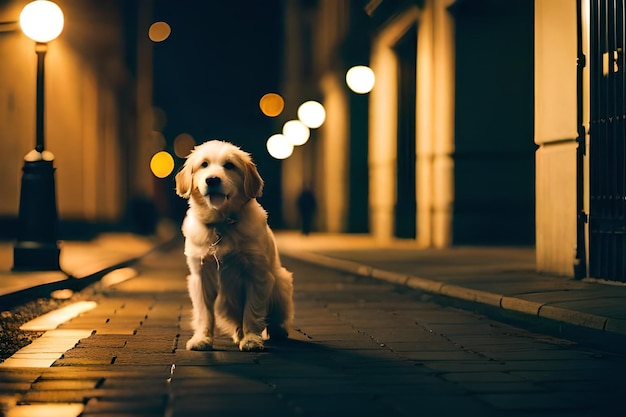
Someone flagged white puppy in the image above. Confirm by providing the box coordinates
[175,140,294,351]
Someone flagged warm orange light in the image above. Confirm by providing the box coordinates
[2,402,84,416]
[259,93,285,117]
[150,151,175,178]
[20,301,97,331]
[20,0,64,43]
[174,133,196,158]
[149,21,171,42]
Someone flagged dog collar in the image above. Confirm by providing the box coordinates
[201,217,237,268]
[205,214,238,231]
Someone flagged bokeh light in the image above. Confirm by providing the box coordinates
[282,120,310,146]
[150,151,175,178]
[259,93,285,117]
[174,132,196,158]
[297,101,326,129]
[346,65,375,94]
[266,134,294,159]
[149,21,171,42]
[20,0,64,43]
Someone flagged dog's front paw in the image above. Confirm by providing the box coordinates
[186,336,213,351]
[239,334,264,352]
[232,327,244,344]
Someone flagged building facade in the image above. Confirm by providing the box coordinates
[0,0,155,238]
[281,0,534,245]
[281,0,626,283]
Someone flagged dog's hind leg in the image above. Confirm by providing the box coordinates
[266,267,294,341]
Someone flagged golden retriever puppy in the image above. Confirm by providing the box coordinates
[175,140,294,351]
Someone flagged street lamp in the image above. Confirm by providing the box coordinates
[13,0,64,271]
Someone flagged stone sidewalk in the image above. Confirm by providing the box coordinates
[274,232,626,342]
[1,229,626,344]
[1,242,624,416]
[0,225,177,309]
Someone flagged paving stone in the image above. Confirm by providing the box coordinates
[423,361,510,373]
[22,389,92,403]
[385,341,468,351]
[0,358,58,368]
[53,356,117,366]
[0,382,32,392]
[4,245,626,417]
[31,379,100,390]
[170,394,293,417]
[476,392,596,411]
[382,392,501,417]
[462,381,545,393]
[39,365,172,379]
[74,335,129,348]
[99,377,169,390]
[440,371,526,383]
[83,397,166,414]
[399,350,488,361]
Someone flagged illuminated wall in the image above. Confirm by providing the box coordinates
[369,1,455,246]
[534,0,579,276]
[0,0,154,236]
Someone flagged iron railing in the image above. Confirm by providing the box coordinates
[589,0,626,282]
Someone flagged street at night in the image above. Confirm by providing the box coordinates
[2,1,626,416]
[0,236,624,416]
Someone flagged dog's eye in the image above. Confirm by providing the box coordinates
[223,161,235,170]
[200,161,209,168]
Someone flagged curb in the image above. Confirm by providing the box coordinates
[281,249,625,338]
[0,237,178,310]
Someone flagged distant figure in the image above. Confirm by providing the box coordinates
[297,188,316,235]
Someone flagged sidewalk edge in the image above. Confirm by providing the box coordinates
[0,236,177,310]
[281,249,626,338]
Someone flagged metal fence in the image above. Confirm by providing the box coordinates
[589,0,626,282]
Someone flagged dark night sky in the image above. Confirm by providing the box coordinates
[151,1,286,224]
[152,1,284,153]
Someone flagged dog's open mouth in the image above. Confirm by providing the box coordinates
[208,193,228,208]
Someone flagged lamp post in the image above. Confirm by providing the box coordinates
[13,0,64,271]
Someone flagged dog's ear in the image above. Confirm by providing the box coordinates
[242,158,264,199]
[175,164,193,199]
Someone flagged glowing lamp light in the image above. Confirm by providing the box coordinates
[297,101,326,129]
[20,0,64,43]
[259,93,285,117]
[149,21,171,42]
[266,134,294,159]
[150,151,175,178]
[282,120,310,146]
[346,65,375,94]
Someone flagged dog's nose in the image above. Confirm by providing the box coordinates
[206,177,221,186]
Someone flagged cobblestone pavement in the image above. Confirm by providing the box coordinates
[1,243,625,417]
